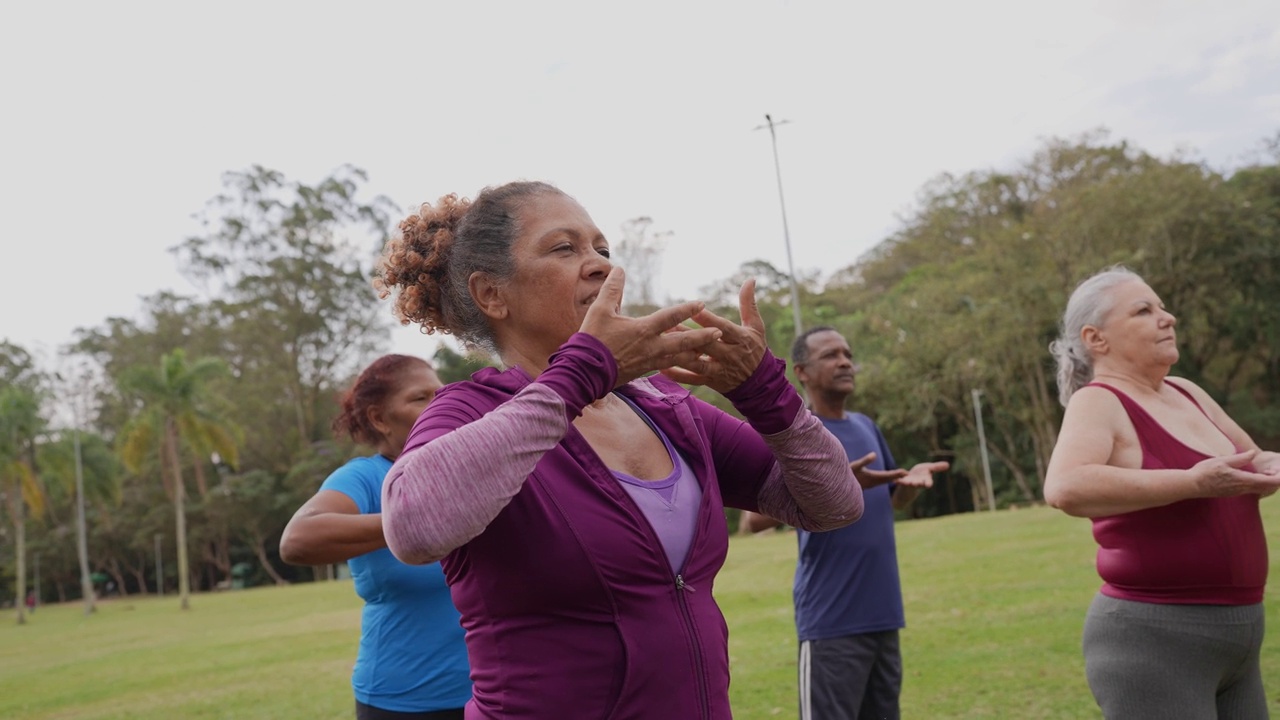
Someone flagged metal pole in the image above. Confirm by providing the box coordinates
[971,389,996,511]
[155,533,163,596]
[759,114,804,336]
[73,418,96,614]
[32,554,39,611]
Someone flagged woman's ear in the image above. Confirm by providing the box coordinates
[366,404,391,438]
[469,271,509,321]
[1081,324,1107,356]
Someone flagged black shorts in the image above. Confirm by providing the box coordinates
[799,630,902,720]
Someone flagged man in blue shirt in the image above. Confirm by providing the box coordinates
[744,327,948,720]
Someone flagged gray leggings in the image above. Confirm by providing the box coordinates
[1083,593,1268,719]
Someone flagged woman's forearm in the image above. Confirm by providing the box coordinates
[753,408,864,531]
[279,513,386,566]
[720,352,862,531]
[1044,465,1200,517]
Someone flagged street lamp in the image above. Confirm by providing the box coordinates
[155,533,163,596]
[755,114,804,337]
[970,389,997,511]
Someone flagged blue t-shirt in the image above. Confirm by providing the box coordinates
[320,454,472,712]
[793,413,905,641]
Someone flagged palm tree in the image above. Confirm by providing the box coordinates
[118,349,238,610]
[0,386,47,625]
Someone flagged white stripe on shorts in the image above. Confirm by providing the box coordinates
[799,639,812,720]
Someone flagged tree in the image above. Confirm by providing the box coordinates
[432,344,497,385]
[0,385,46,624]
[170,165,394,469]
[809,130,1280,512]
[117,349,239,610]
[611,216,670,315]
[37,422,121,612]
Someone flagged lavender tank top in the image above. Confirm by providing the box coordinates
[611,393,703,573]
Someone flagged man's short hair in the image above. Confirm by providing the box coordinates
[790,326,840,366]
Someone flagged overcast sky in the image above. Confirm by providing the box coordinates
[3,0,1278,365]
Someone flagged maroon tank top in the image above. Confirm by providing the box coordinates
[1088,381,1267,605]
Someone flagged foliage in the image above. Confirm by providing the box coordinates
[812,130,1280,507]
[116,349,239,609]
[170,164,395,467]
[431,344,498,386]
[0,383,47,624]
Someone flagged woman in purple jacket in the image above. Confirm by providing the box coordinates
[374,181,866,719]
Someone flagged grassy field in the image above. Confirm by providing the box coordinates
[4,503,1279,719]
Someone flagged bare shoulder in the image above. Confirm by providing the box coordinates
[1164,375,1231,413]
[1063,384,1125,422]
[1060,385,1130,445]
[1052,385,1138,469]
[1164,375,1212,401]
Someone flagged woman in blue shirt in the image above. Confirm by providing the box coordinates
[281,355,470,720]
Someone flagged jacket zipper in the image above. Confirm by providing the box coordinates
[675,574,710,719]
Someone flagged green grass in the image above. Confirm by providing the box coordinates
[4,503,1280,719]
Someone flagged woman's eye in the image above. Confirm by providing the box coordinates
[596,247,611,258]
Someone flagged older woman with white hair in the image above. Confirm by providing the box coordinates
[1044,265,1280,719]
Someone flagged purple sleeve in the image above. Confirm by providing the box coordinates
[706,351,863,531]
[382,334,616,565]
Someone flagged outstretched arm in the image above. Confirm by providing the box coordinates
[891,461,949,511]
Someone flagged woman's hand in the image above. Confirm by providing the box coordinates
[1253,450,1280,476]
[1192,449,1280,497]
[580,267,722,386]
[660,279,769,394]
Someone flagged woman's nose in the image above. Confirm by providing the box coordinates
[584,252,611,277]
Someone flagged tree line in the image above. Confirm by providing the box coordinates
[2,130,1277,616]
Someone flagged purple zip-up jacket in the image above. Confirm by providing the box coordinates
[384,333,862,719]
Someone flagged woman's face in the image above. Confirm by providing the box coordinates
[376,363,442,458]
[1091,279,1179,369]
[494,192,612,357]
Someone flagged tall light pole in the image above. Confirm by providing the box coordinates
[756,114,804,336]
[971,389,996,511]
[155,533,163,596]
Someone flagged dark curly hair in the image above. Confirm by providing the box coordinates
[332,354,432,447]
[375,181,564,354]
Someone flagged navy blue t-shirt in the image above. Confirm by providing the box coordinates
[794,413,905,641]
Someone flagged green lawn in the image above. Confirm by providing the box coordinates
[4,503,1279,719]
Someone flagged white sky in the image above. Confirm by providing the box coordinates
[3,0,1279,365]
